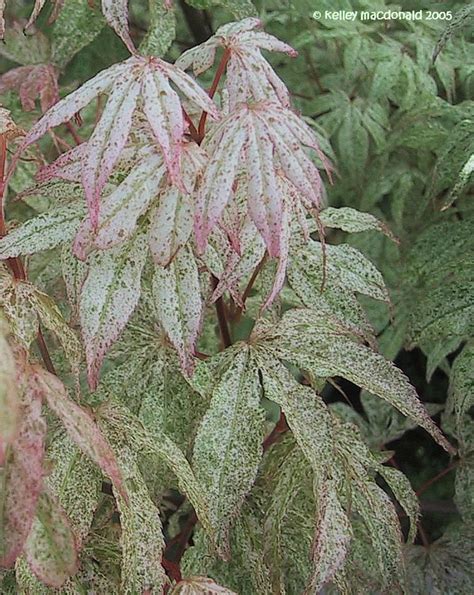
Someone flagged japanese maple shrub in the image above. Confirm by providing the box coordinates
[0,3,457,594]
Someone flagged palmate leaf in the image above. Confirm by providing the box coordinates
[258,308,453,453]
[112,448,167,594]
[0,374,46,568]
[19,55,218,226]
[177,18,296,110]
[192,346,266,558]
[24,490,78,588]
[195,102,325,258]
[79,227,148,388]
[98,400,215,546]
[31,365,127,501]
[152,245,203,375]
[256,356,350,590]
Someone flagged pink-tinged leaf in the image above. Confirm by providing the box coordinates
[211,218,265,306]
[80,228,148,388]
[152,246,202,375]
[141,67,184,185]
[20,60,130,151]
[90,148,164,251]
[24,490,78,588]
[24,0,47,32]
[31,365,127,501]
[194,111,247,253]
[148,186,192,266]
[82,70,141,227]
[0,376,46,568]
[0,331,20,445]
[241,30,298,57]
[36,143,87,184]
[72,216,96,262]
[261,197,291,311]
[246,115,283,257]
[0,64,58,113]
[161,61,220,121]
[101,0,136,54]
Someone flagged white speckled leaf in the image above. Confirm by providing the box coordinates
[101,0,135,53]
[32,366,127,502]
[46,433,101,546]
[320,207,397,241]
[152,246,203,375]
[140,1,176,58]
[113,448,167,594]
[171,575,237,594]
[82,69,142,227]
[148,186,193,267]
[98,400,215,546]
[0,203,85,259]
[80,227,148,388]
[192,347,265,558]
[24,490,78,589]
[94,150,166,250]
[304,479,352,594]
[267,309,454,454]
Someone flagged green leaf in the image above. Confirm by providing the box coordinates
[80,228,148,389]
[152,246,203,375]
[320,207,397,241]
[51,0,106,67]
[337,105,369,181]
[25,491,78,589]
[113,449,167,594]
[261,308,454,454]
[0,204,85,259]
[192,346,265,558]
[139,1,176,58]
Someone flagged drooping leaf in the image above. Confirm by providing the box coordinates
[0,374,46,568]
[24,490,78,588]
[0,325,20,445]
[101,0,135,54]
[79,227,148,388]
[152,246,203,375]
[192,346,265,558]
[259,308,454,453]
[320,206,397,242]
[31,365,127,501]
[112,448,167,594]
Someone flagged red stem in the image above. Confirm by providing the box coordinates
[0,134,56,376]
[197,47,231,140]
[263,412,289,451]
[416,461,458,497]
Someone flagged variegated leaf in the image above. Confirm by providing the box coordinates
[320,206,397,241]
[192,347,265,558]
[31,365,127,501]
[267,309,454,454]
[171,576,237,594]
[101,0,135,54]
[0,203,85,258]
[152,246,202,375]
[24,490,78,588]
[113,448,167,594]
[0,326,19,445]
[79,228,148,388]
[0,375,46,568]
